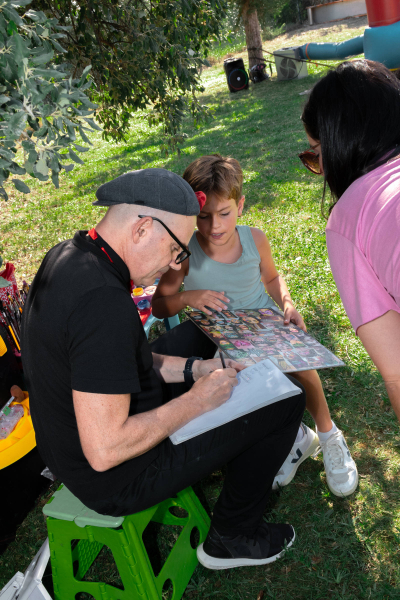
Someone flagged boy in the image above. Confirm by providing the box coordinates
[152,154,358,497]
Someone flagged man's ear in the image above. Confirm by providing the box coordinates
[132,216,152,245]
[237,195,245,217]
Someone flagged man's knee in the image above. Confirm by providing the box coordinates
[285,375,306,420]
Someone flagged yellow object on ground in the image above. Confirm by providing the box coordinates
[0,335,7,356]
[0,393,36,470]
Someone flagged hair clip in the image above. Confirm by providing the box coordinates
[195,191,207,210]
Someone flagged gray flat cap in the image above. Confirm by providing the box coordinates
[93,168,200,216]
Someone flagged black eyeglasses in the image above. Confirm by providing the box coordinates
[138,215,191,264]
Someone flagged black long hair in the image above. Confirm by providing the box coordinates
[302,60,400,215]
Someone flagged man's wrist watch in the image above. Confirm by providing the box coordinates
[183,356,203,387]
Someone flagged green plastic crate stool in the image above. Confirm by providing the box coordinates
[43,484,210,600]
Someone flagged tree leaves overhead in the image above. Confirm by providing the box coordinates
[33,0,228,147]
[230,0,288,27]
[0,1,99,199]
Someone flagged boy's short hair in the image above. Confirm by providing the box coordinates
[182,154,243,203]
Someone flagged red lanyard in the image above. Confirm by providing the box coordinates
[88,229,134,293]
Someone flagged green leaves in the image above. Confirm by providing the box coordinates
[0,1,100,200]
[68,149,84,164]
[12,179,30,193]
[33,0,227,148]
[35,156,49,176]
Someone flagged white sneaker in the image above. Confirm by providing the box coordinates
[316,429,358,497]
[272,423,320,490]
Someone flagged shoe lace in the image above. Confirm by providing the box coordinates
[240,533,258,547]
[323,432,346,470]
[326,441,344,468]
[242,523,269,547]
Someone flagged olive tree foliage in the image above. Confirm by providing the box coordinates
[33,0,228,149]
[0,0,99,200]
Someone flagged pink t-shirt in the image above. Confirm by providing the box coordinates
[326,157,400,333]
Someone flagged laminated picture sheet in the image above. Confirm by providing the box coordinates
[186,307,344,373]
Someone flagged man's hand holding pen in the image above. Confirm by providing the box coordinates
[192,355,245,382]
[184,354,245,413]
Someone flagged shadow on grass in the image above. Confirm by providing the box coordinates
[192,300,400,598]
[294,305,400,597]
[74,75,325,210]
[196,445,399,599]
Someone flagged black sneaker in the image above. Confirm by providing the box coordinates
[197,521,295,570]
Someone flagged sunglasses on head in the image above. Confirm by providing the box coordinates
[298,149,323,175]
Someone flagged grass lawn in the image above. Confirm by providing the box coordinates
[1,15,400,600]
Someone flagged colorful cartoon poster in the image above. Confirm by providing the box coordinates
[186,308,344,373]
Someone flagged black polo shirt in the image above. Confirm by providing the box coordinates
[21,231,163,503]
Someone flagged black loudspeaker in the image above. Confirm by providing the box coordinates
[223,57,249,93]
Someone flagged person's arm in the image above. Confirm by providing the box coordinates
[151,353,243,383]
[152,258,230,318]
[251,228,306,331]
[69,287,244,472]
[73,363,240,472]
[152,259,188,318]
[357,310,400,422]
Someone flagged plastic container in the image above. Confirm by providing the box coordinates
[132,285,157,306]
[132,287,144,297]
[0,393,36,470]
[365,0,400,27]
[137,299,151,311]
[0,404,24,439]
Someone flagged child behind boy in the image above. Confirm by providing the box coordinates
[152,154,358,497]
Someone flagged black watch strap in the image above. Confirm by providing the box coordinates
[183,356,203,387]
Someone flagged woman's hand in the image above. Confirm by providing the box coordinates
[183,289,230,315]
[283,304,307,331]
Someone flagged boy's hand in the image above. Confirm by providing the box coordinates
[283,305,307,332]
[183,289,230,315]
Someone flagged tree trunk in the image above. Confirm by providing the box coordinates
[242,2,263,70]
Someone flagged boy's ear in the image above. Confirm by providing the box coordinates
[237,195,245,216]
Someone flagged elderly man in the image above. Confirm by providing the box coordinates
[21,169,305,570]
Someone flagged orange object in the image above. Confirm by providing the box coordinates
[0,393,36,469]
[132,287,144,297]
[365,0,400,26]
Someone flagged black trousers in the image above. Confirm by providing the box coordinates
[90,321,306,535]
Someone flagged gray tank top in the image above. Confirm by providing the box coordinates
[184,225,276,310]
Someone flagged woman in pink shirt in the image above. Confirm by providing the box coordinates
[300,60,400,422]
